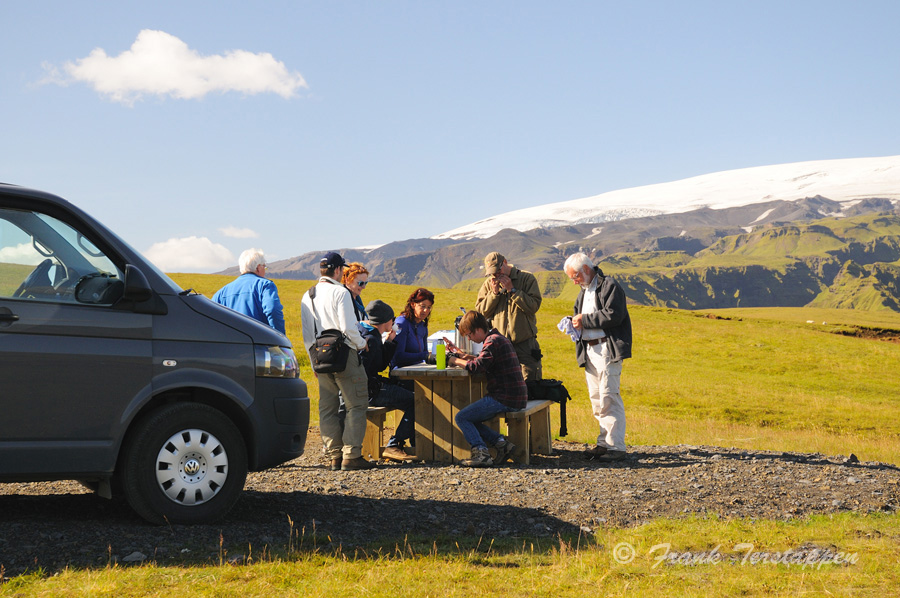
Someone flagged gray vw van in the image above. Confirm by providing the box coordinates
[0,183,309,524]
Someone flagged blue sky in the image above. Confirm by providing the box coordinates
[2,1,899,272]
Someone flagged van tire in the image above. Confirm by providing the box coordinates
[121,403,248,525]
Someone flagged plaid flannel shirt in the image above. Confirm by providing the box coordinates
[463,328,528,410]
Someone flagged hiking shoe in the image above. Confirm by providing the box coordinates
[594,450,627,462]
[329,457,342,471]
[492,438,515,465]
[460,447,493,467]
[382,446,415,462]
[583,445,608,458]
[341,456,377,471]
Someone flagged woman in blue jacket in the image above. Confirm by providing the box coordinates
[390,287,435,370]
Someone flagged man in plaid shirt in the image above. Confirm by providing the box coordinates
[446,311,528,467]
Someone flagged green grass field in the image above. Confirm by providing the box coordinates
[4,514,898,596]
[5,273,899,595]
[0,263,34,296]
[172,273,900,464]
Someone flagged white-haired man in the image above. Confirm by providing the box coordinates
[563,252,632,461]
[213,248,285,334]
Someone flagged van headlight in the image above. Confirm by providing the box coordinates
[255,346,300,378]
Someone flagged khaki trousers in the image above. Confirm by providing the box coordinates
[317,354,369,459]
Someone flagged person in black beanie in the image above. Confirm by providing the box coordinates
[361,299,417,461]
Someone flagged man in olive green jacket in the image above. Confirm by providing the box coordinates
[474,252,543,381]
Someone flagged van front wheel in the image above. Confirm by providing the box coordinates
[121,403,248,525]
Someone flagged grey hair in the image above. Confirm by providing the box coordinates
[239,248,266,274]
[564,252,594,273]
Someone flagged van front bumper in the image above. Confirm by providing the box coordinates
[251,378,310,470]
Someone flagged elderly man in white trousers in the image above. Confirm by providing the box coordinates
[563,252,633,461]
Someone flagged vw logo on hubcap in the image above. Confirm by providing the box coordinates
[184,459,201,476]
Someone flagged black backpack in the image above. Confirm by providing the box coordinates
[526,379,572,436]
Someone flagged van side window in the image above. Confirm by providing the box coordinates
[0,208,124,305]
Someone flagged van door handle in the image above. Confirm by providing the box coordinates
[0,309,20,326]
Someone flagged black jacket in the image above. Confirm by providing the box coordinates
[574,267,632,366]
[361,325,398,399]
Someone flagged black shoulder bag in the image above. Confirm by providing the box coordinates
[527,379,573,437]
[307,286,351,374]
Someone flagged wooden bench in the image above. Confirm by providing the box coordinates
[363,406,389,460]
[498,399,553,465]
[367,401,552,464]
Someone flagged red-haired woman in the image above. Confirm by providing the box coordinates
[341,262,369,321]
[390,287,435,370]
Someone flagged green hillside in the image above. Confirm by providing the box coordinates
[579,213,900,312]
[808,261,900,310]
[448,212,900,312]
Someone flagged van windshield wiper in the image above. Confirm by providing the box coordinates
[179,288,198,296]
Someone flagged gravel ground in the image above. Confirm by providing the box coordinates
[1,428,898,576]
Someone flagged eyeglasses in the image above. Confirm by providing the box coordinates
[357,280,368,288]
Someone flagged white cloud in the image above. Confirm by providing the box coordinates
[0,243,45,266]
[219,225,259,239]
[143,236,235,273]
[44,29,307,105]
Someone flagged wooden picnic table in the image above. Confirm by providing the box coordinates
[390,364,554,465]
[390,364,488,463]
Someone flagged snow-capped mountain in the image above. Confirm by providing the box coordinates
[434,156,900,240]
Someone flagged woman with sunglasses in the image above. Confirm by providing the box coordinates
[341,262,370,321]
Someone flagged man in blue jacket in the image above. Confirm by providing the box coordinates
[212,248,286,334]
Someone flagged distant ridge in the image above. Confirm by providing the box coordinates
[433,155,900,240]
[248,156,900,312]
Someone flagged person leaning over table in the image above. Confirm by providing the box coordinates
[445,310,527,468]
[474,251,543,381]
[341,262,369,322]
[212,248,285,334]
[300,251,376,472]
[360,299,417,462]
[563,252,633,462]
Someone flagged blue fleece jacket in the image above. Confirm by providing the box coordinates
[212,273,285,334]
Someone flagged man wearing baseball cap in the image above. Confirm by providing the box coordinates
[301,251,376,471]
[474,252,543,381]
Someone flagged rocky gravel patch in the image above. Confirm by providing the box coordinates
[2,428,898,576]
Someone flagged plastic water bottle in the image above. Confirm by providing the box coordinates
[436,343,446,369]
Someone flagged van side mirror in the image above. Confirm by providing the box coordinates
[123,264,153,303]
[113,264,167,315]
